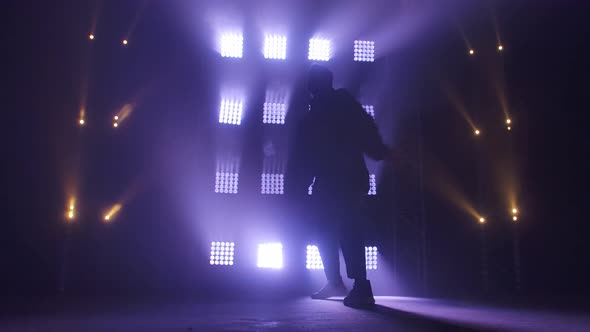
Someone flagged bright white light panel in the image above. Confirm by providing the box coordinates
[261,173,284,195]
[264,35,287,60]
[263,103,286,124]
[354,40,375,62]
[308,38,331,61]
[210,241,235,266]
[368,174,377,195]
[215,172,239,194]
[365,246,378,270]
[306,245,324,270]
[219,99,243,125]
[220,33,243,58]
[257,242,283,269]
[363,105,375,118]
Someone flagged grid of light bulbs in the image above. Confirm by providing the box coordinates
[215,172,239,194]
[206,242,378,270]
[261,173,284,195]
[354,40,375,62]
[219,99,243,125]
[365,246,378,270]
[264,35,287,60]
[306,245,324,270]
[210,241,235,266]
[368,174,377,195]
[220,33,244,58]
[363,105,375,119]
[257,242,284,269]
[262,102,286,124]
[308,38,331,61]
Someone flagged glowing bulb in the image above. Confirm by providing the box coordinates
[114,115,119,120]
[105,215,111,221]
[512,216,518,221]
[79,119,85,125]
[512,208,518,214]
[469,49,475,55]
[506,118,512,124]
[122,39,128,45]
[68,211,74,219]
[113,123,118,128]
[498,45,503,51]
[479,217,485,223]
[475,129,481,135]
[89,34,95,40]
[507,126,512,131]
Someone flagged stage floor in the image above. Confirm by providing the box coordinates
[2,296,589,331]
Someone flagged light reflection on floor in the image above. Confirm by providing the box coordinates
[1,296,588,332]
[376,296,590,332]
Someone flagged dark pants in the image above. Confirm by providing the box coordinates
[311,193,367,283]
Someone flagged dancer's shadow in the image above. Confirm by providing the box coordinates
[324,299,495,332]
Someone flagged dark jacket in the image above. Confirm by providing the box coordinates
[287,89,388,197]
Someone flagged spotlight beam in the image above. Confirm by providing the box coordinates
[124,0,149,45]
[440,80,478,134]
[88,0,102,40]
[104,203,122,222]
[456,24,474,57]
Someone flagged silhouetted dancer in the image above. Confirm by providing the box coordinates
[288,64,392,308]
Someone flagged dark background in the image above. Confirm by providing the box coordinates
[2,0,588,299]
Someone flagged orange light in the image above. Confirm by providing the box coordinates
[512,208,518,214]
[475,129,481,136]
[506,118,512,124]
[498,45,503,51]
[113,122,119,128]
[66,198,76,221]
[469,49,475,55]
[89,34,95,40]
[512,216,518,221]
[479,217,485,223]
[104,203,122,222]
[79,119,85,125]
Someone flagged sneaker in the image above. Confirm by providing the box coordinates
[343,279,375,308]
[311,279,348,299]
